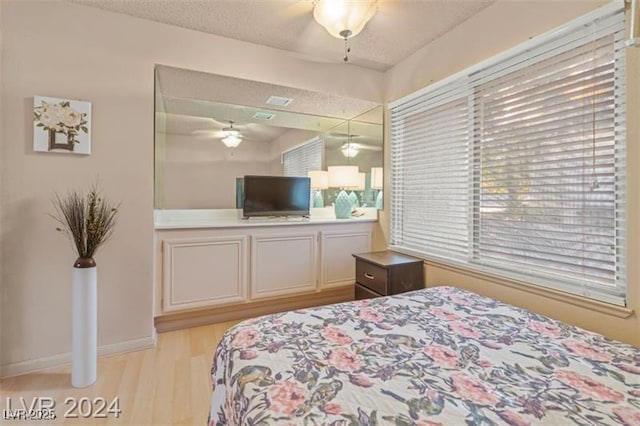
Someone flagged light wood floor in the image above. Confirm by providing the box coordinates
[0,320,240,425]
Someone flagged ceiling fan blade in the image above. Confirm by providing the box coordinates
[355,143,383,151]
[190,129,221,138]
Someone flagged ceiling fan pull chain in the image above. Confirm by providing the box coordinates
[343,37,351,62]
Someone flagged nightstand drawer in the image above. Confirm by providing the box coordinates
[353,251,424,300]
[355,260,387,295]
[355,283,382,300]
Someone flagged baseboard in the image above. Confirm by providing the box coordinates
[0,335,155,379]
[155,286,355,333]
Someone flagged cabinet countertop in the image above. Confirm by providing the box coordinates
[155,208,378,230]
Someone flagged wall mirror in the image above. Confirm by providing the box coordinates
[154,65,383,211]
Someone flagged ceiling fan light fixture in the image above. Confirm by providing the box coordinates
[222,128,240,137]
[341,143,359,158]
[221,120,242,147]
[222,135,242,148]
[222,120,240,138]
[313,0,377,40]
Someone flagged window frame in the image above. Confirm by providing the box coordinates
[388,1,627,306]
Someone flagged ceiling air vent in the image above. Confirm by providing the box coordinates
[253,111,276,120]
[265,96,293,107]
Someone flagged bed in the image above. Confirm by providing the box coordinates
[209,286,640,425]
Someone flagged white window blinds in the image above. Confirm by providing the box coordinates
[390,88,470,262]
[283,137,323,177]
[390,1,627,305]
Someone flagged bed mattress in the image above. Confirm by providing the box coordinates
[209,286,640,425]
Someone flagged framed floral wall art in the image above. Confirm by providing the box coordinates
[33,96,91,155]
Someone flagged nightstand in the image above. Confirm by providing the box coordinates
[352,251,424,299]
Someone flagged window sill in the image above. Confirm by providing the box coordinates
[423,258,634,319]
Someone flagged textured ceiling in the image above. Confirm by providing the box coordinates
[71,0,495,71]
[161,112,290,144]
[156,65,382,148]
[156,65,381,120]
[159,97,347,142]
[158,97,382,149]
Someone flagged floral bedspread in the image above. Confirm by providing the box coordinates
[209,286,640,425]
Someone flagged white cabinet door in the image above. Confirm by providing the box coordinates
[251,233,317,299]
[162,236,247,312]
[320,230,372,289]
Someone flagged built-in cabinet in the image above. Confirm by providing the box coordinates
[155,221,374,317]
[320,231,373,289]
[162,236,248,313]
[251,232,318,299]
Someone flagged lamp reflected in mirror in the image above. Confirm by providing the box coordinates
[348,172,366,208]
[328,165,359,219]
[371,167,383,209]
[308,170,329,207]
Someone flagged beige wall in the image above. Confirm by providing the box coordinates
[0,0,383,374]
[384,0,608,101]
[162,133,271,209]
[0,0,4,362]
[382,0,640,346]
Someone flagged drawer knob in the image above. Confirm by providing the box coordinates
[364,273,375,280]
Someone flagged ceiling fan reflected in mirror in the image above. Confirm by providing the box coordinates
[221,121,242,147]
[190,120,244,147]
[329,131,381,157]
[341,142,359,158]
[221,121,240,138]
[340,142,382,157]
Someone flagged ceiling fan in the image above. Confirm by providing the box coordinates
[313,0,377,61]
[283,0,379,63]
[220,121,242,148]
[190,118,248,146]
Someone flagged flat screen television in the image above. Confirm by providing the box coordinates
[243,175,311,218]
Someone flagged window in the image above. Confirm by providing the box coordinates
[389,2,627,305]
[282,137,323,177]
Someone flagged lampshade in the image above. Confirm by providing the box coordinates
[308,170,329,189]
[356,172,366,190]
[371,167,383,190]
[313,0,377,40]
[328,165,360,188]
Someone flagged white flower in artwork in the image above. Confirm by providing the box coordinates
[63,109,82,127]
[49,103,64,121]
[34,99,88,143]
[39,110,58,128]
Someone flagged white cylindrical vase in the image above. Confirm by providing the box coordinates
[71,261,97,388]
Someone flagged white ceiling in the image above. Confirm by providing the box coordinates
[72,0,495,71]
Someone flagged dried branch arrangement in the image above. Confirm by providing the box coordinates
[51,184,119,259]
